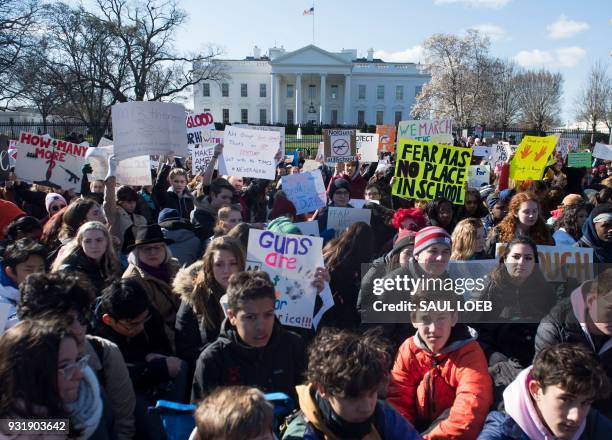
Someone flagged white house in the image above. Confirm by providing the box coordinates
[193,45,430,126]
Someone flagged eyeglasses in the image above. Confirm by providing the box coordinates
[58,354,90,379]
[50,204,66,212]
[139,245,165,254]
[117,312,151,331]
[334,190,350,197]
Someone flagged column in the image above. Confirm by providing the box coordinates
[319,74,326,124]
[295,74,302,125]
[343,74,352,124]
[270,73,277,123]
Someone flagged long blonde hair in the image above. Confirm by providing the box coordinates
[52,221,119,278]
[451,218,482,260]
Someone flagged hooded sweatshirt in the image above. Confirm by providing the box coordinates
[0,265,19,332]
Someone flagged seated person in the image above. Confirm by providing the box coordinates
[191,271,306,402]
[192,386,274,440]
[387,290,493,440]
[478,343,612,439]
[283,330,421,440]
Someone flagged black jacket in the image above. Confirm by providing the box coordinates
[191,318,307,403]
[153,164,195,220]
[59,248,111,297]
[174,299,221,363]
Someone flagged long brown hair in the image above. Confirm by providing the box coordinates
[496,192,553,245]
[59,199,100,241]
[323,222,374,273]
[451,218,483,260]
[41,206,68,248]
[193,236,245,330]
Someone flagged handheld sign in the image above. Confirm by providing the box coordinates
[281,169,327,215]
[593,143,612,161]
[191,130,222,174]
[235,124,285,157]
[220,126,279,180]
[0,135,10,181]
[468,165,490,189]
[356,133,379,163]
[567,152,592,168]
[86,145,152,186]
[509,135,558,181]
[323,129,356,163]
[391,139,472,205]
[186,112,215,146]
[327,207,372,233]
[376,125,396,153]
[397,119,453,145]
[293,221,320,237]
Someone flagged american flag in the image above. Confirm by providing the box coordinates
[303,7,314,15]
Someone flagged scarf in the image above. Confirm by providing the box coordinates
[138,260,171,284]
[314,391,374,439]
[580,216,612,264]
[65,365,103,440]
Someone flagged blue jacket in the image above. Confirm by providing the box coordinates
[478,410,612,440]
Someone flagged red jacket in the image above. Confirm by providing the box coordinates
[388,325,492,440]
[327,173,366,199]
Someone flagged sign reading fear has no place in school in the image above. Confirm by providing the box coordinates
[392,139,472,205]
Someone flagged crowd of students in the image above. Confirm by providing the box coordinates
[0,134,611,439]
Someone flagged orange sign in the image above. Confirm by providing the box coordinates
[376,125,396,153]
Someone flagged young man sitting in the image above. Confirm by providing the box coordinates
[388,289,493,440]
[478,343,612,439]
[283,329,421,439]
[191,271,306,403]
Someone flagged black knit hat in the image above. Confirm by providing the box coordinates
[329,178,351,199]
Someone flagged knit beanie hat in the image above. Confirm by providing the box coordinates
[266,216,303,235]
[270,195,297,220]
[45,193,67,213]
[391,229,417,256]
[328,178,351,199]
[413,226,452,256]
[561,194,584,207]
[590,203,612,223]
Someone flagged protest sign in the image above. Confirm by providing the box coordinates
[509,135,558,181]
[8,139,17,168]
[468,165,490,189]
[0,303,10,333]
[86,145,152,186]
[315,142,324,162]
[489,142,516,167]
[281,169,327,215]
[496,244,593,282]
[391,139,472,205]
[191,130,222,174]
[376,125,396,152]
[302,159,321,172]
[219,126,279,180]
[0,135,10,180]
[593,143,612,161]
[235,124,285,157]
[293,221,320,237]
[186,111,215,146]
[397,119,453,144]
[111,101,188,161]
[567,152,592,168]
[327,207,372,233]
[356,133,379,162]
[473,145,491,157]
[323,129,356,163]
[15,132,88,191]
[246,229,325,328]
[556,137,576,159]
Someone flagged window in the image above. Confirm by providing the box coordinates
[331,109,338,125]
[221,83,229,97]
[287,109,294,124]
[259,83,266,98]
[287,84,294,98]
[308,85,316,99]
[357,110,365,126]
[222,109,229,124]
[415,85,422,97]
[241,83,248,97]
[358,85,366,99]
[202,83,210,97]
[377,85,384,100]
[241,109,248,124]
[376,111,384,125]
[331,85,338,100]
[395,85,404,100]
[395,111,402,125]
[203,108,210,112]
[259,108,267,124]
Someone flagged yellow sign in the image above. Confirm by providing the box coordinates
[392,139,472,204]
[509,135,558,181]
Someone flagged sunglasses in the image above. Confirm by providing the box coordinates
[58,354,90,379]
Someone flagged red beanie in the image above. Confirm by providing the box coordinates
[270,195,297,220]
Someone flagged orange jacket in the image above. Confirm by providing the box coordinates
[387,325,492,440]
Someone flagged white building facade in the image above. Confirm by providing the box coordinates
[193,45,430,126]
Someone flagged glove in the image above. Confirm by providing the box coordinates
[106,154,118,179]
[82,163,93,175]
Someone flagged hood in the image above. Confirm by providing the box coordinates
[163,227,197,243]
[570,284,612,355]
[193,195,217,215]
[504,367,586,440]
[581,215,612,263]
[218,317,282,360]
[167,186,193,199]
[172,261,204,304]
[160,218,195,232]
[0,265,19,303]
[413,323,478,355]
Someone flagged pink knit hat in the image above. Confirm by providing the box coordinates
[45,193,67,214]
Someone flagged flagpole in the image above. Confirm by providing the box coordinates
[312,0,315,44]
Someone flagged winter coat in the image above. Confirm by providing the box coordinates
[191,319,307,403]
[482,214,500,238]
[58,248,113,297]
[553,227,577,246]
[191,196,218,242]
[576,214,612,264]
[153,164,195,220]
[478,367,612,440]
[535,284,612,418]
[315,202,354,238]
[327,172,367,199]
[283,384,422,440]
[321,258,366,330]
[388,325,493,440]
[160,219,202,267]
[357,253,391,325]
[241,178,270,223]
[103,176,147,253]
[0,265,19,332]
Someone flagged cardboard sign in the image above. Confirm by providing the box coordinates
[281,169,327,215]
[323,129,356,163]
[302,159,321,172]
[246,229,325,329]
[111,101,188,161]
[473,146,491,157]
[15,132,88,191]
[0,135,10,180]
[391,140,472,205]
[496,244,593,282]
[489,142,517,167]
[567,152,592,168]
[86,145,152,186]
[219,126,279,180]
[593,143,612,161]
[468,165,490,189]
[556,137,576,159]
[186,112,215,145]
[327,207,372,233]
[397,119,453,145]
[376,125,396,153]
[293,220,320,237]
[191,130,222,174]
[356,133,379,162]
[235,124,285,157]
[509,135,558,181]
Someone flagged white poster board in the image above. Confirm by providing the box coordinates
[235,124,285,157]
[186,112,215,146]
[356,133,379,163]
[191,130,223,174]
[219,126,279,180]
[327,207,372,233]
[86,145,152,186]
[397,119,453,144]
[293,220,320,237]
[473,146,491,157]
[468,165,490,189]
[281,169,327,215]
[593,143,612,161]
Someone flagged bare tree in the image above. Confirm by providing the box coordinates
[515,69,563,133]
[489,59,521,136]
[575,62,611,144]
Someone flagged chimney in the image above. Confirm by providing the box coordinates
[367,48,374,62]
[253,45,261,59]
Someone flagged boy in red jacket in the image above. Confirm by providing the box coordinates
[388,290,493,440]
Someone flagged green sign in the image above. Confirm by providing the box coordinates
[567,152,592,168]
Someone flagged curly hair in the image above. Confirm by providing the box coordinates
[391,208,427,231]
[306,329,392,398]
[451,218,484,260]
[555,204,588,241]
[495,192,553,245]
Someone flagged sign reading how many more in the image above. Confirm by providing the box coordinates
[392,139,472,205]
[219,126,280,180]
[397,119,453,145]
[281,169,327,215]
[509,135,558,181]
[246,229,325,329]
[323,129,356,163]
